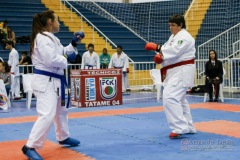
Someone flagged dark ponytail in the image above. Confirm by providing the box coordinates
[30,10,55,56]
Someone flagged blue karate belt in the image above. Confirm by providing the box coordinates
[85,65,95,69]
[34,68,70,108]
[113,66,123,69]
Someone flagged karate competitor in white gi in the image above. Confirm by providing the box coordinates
[81,43,100,69]
[108,46,129,92]
[146,14,196,138]
[6,40,21,99]
[22,10,84,160]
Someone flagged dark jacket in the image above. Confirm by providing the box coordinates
[205,60,223,83]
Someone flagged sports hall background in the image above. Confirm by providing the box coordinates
[0,0,240,160]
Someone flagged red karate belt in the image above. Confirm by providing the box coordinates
[160,59,195,82]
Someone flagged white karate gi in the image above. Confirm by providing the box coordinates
[26,31,78,149]
[161,29,196,134]
[81,51,100,69]
[108,52,129,92]
[8,48,20,97]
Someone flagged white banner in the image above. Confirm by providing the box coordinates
[0,79,9,110]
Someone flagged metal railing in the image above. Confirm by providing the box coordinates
[75,0,148,43]
[18,59,240,93]
[232,40,240,58]
[61,0,115,48]
[194,58,231,92]
[197,23,240,77]
[60,0,134,63]
[230,58,240,92]
[18,62,156,92]
[197,23,240,60]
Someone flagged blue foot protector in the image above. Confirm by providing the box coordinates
[22,145,43,160]
[59,137,80,146]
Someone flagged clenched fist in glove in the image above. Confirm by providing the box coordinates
[145,42,161,52]
[64,51,77,61]
[71,31,85,47]
[154,53,163,64]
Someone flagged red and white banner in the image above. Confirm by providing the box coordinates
[70,69,122,107]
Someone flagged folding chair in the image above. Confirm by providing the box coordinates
[203,67,225,102]
[22,74,34,108]
[150,69,163,100]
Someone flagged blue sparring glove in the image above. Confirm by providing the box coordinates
[73,31,85,43]
[64,51,76,61]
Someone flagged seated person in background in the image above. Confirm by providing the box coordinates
[99,48,111,69]
[205,50,223,102]
[0,20,8,49]
[6,27,16,46]
[0,61,11,95]
[0,20,8,35]
[81,43,100,69]
[19,51,32,73]
[0,28,7,49]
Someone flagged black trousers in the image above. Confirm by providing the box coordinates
[205,79,220,100]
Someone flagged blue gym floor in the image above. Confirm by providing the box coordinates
[0,92,240,160]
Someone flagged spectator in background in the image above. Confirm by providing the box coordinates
[19,51,32,73]
[124,54,131,92]
[0,28,7,50]
[100,48,111,69]
[205,50,223,102]
[0,61,11,96]
[81,43,100,69]
[0,20,8,36]
[0,20,8,49]
[6,40,21,100]
[6,27,16,46]
[19,51,33,98]
[108,45,130,92]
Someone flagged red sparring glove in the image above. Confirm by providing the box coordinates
[145,42,161,52]
[126,68,129,73]
[154,53,163,64]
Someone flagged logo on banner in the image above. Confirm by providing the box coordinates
[0,94,7,106]
[71,78,75,100]
[75,78,80,101]
[100,77,117,100]
[86,78,96,101]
